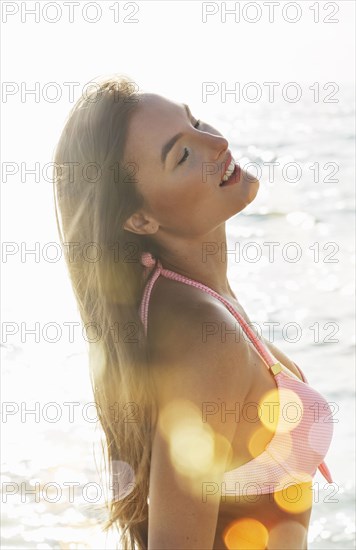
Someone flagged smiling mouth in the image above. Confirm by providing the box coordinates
[219,163,241,187]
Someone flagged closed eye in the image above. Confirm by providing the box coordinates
[177,119,201,166]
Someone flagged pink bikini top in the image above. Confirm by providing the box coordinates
[139,253,334,496]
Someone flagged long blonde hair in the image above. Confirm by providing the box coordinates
[52,74,159,549]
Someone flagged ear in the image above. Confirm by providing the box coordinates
[123,211,159,236]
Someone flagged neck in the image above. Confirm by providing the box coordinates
[153,224,237,301]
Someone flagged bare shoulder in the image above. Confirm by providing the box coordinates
[147,276,252,421]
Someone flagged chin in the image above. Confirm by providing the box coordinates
[244,173,260,204]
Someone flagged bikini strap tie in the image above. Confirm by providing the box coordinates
[140,251,162,283]
[140,251,156,268]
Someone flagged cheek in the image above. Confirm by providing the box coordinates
[150,186,199,223]
[148,170,209,218]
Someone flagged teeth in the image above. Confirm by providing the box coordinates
[221,158,236,182]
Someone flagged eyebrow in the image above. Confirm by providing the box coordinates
[161,103,191,167]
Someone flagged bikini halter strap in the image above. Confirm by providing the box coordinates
[139,252,281,374]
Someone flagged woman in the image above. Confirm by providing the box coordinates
[53,74,334,549]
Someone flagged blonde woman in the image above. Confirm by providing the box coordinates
[53,75,334,549]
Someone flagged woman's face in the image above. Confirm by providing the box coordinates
[123,93,259,238]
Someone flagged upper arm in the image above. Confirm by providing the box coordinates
[147,300,250,549]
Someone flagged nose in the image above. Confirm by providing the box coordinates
[209,132,229,163]
[197,129,229,162]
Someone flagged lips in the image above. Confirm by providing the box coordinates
[219,162,241,187]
